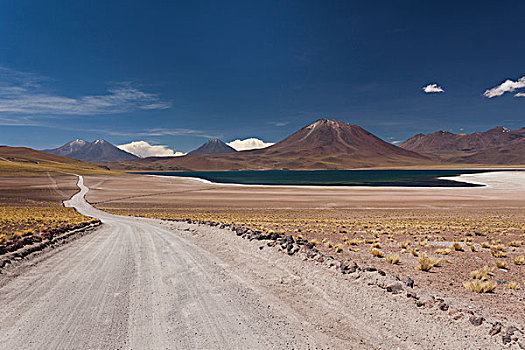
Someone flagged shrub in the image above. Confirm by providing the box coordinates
[513,255,525,265]
[470,266,494,280]
[370,248,384,258]
[450,242,464,251]
[417,253,441,272]
[505,282,519,290]
[398,240,411,249]
[464,280,497,293]
[386,254,400,264]
[435,248,451,255]
[495,261,509,270]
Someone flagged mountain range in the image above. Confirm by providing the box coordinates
[44,139,138,163]
[111,119,436,171]
[23,119,525,170]
[400,126,525,165]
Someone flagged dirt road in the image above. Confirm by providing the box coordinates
[0,176,508,349]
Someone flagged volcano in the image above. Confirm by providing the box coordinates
[188,139,237,155]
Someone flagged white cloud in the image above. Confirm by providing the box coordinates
[117,141,185,158]
[268,121,289,127]
[422,83,444,93]
[514,92,525,97]
[0,67,171,115]
[227,138,274,151]
[483,76,525,98]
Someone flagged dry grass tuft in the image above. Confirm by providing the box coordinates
[450,242,464,251]
[386,254,400,264]
[370,248,384,258]
[470,266,494,280]
[495,261,509,270]
[416,253,441,272]
[464,280,497,293]
[513,255,525,265]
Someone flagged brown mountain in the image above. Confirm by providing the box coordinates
[0,146,115,176]
[187,139,237,155]
[110,119,433,171]
[400,127,525,155]
[44,139,138,163]
[446,138,525,165]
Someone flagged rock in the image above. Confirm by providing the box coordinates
[502,334,512,345]
[489,322,502,336]
[363,267,377,273]
[506,326,521,336]
[438,302,449,311]
[405,277,414,288]
[386,283,403,294]
[287,244,300,255]
[377,269,386,276]
[469,316,484,326]
[453,313,464,320]
[416,301,425,307]
[316,256,324,263]
[340,261,358,274]
[406,291,419,300]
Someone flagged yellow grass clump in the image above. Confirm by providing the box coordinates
[470,266,494,280]
[416,253,441,272]
[464,280,497,293]
[513,256,525,265]
[370,248,384,258]
[495,261,509,270]
[386,254,400,264]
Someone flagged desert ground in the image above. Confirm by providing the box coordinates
[1,171,524,349]
[84,172,525,328]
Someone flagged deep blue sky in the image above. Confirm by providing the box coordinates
[0,0,524,153]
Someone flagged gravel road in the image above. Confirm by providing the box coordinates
[0,176,508,349]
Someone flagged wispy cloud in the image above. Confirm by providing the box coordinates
[227,138,274,151]
[0,67,171,115]
[268,121,289,127]
[422,83,444,93]
[117,140,185,158]
[483,76,525,98]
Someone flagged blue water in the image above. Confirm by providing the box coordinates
[132,169,494,187]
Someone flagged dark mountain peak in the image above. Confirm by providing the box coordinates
[44,139,137,162]
[188,139,237,155]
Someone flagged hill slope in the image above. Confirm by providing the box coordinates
[110,119,434,171]
[45,139,138,162]
[188,139,237,155]
[0,146,115,176]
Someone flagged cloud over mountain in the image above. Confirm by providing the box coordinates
[227,138,274,151]
[118,141,185,158]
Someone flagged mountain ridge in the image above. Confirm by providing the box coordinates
[45,139,138,163]
[108,119,435,171]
